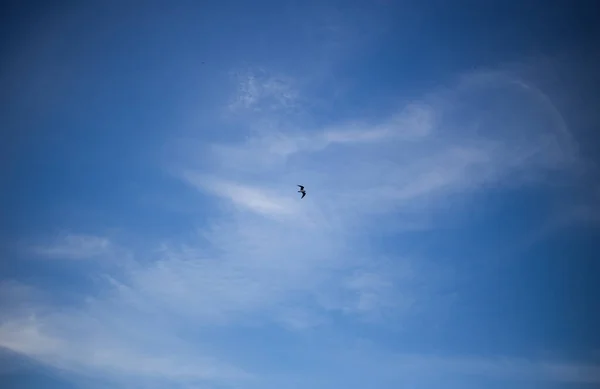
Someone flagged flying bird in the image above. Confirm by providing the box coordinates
[297,185,306,199]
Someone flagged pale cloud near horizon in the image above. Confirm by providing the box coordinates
[2,278,599,387]
[1,61,594,388]
[0,293,252,387]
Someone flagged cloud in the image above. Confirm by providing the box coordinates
[3,279,598,387]
[0,282,251,388]
[275,307,328,331]
[2,62,591,389]
[180,172,300,220]
[117,220,370,324]
[29,233,112,260]
[155,64,586,328]
[228,69,300,115]
[152,63,590,340]
[312,102,434,147]
[202,67,581,227]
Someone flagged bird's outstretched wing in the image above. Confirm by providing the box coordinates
[297,185,304,190]
[301,192,306,199]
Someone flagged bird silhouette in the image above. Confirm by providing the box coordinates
[297,185,306,199]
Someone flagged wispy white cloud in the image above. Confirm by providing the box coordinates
[206,66,580,226]
[228,69,300,115]
[1,61,591,389]
[30,233,112,260]
[0,282,251,388]
[2,2,597,388]
[4,280,598,387]
[161,64,584,328]
[180,172,300,220]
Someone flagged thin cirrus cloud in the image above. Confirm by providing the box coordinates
[180,172,301,219]
[196,66,580,223]
[1,59,595,389]
[0,288,252,386]
[29,233,112,260]
[158,62,586,331]
[227,69,300,115]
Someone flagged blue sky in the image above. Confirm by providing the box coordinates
[1,1,600,388]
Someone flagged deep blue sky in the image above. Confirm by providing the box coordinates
[1,1,599,389]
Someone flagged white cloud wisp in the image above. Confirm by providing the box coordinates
[1,64,591,388]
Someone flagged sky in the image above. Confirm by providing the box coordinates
[1,1,600,389]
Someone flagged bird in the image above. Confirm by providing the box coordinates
[297,185,306,199]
